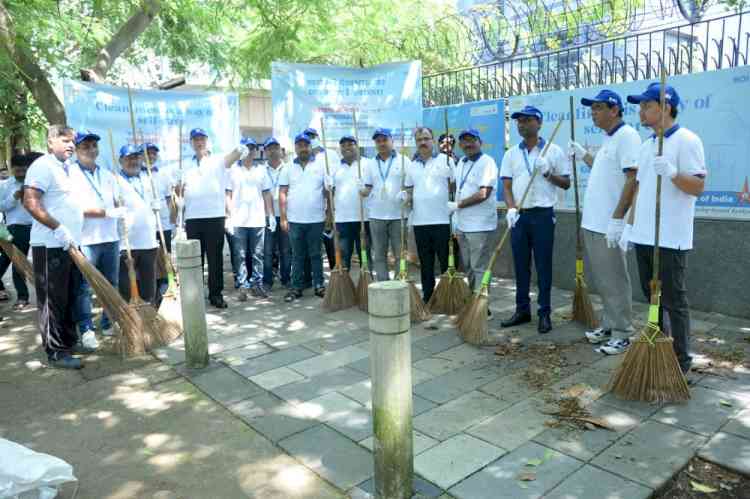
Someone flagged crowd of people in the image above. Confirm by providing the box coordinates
[1,80,704,372]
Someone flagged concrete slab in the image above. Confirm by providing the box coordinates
[249,366,306,390]
[653,385,741,436]
[286,344,369,378]
[357,474,444,497]
[597,392,664,419]
[414,391,510,441]
[544,367,611,406]
[213,342,276,367]
[722,409,750,440]
[229,345,318,378]
[227,392,318,443]
[189,366,264,405]
[698,431,750,475]
[414,434,506,490]
[448,442,582,499]
[544,464,653,499]
[338,379,437,416]
[414,361,512,404]
[272,366,369,403]
[301,392,372,441]
[359,431,440,456]
[466,398,549,451]
[591,420,706,489]
[413,330,465,355]
[279,424,373,490]
[302,330,369,354]
[477,372,539,405]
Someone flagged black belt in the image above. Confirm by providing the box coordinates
[520,206,553,213]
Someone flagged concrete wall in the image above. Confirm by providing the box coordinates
[491,212,750,319]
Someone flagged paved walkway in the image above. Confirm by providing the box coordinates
[2,261,749,498]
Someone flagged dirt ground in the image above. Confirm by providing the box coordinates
[653,457,750,499]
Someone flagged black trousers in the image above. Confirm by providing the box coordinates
[119,248,158,305]
[32,246,82,357]
[155,229,172,307]
[303,232,335,287]
[186,217,225,300]
[635,244,692,372]
[414,224,451,303]
[0,224,31,300]
[336,221,372,272]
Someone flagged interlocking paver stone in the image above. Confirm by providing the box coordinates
[279,425,373,490]
[449,442,582,499]
[722,409,750,439]
[477,372,538,404]
[414,434,505,490]
[249,366,306,390]
[598,392,664,419]
[213,342,275,366]
[229,345,318,378]
[466,398,549,451]
[591,420,706,489]
[357,475,444,497]
[653,385,741,436]
[339,380,437,416]
[300,392,371,441]
[227,392,318,442]
[286,344,370,377]
[414,391,510,441]
[544,464,652,499]
[359,431,440,455]
[302,330,369,354]
[414,361,512,404]
[189,366,264,405]
[413,330,465,354]
[272,366,369,402]
[698,431,750,475]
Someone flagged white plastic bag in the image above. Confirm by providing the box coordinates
[0,439,76,499]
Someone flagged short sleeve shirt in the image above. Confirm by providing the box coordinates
[116,172,158,250]
[0,178,33,226]
[405,153,455,226]
[499,140,570,209]
[182,153,229,220]
[279,155,326,224]
[456,153,499,232]
[229,164,271,228]
[366,152,410,221]
[77,163,121,246]
[333,159,368,223]
[263,162,286,217]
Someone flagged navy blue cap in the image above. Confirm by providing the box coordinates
[510,105,544,121]
[119,144,143,158]
[339,135,357,144]
[263,137,280,148]
[458,128,481,141]
[303,127,318,138]
[144,142,159,152]
[74,131,101,146]
[190,128,208,139]
[627,83,680,108]
[294,133,311,144]
[581,89,623,109]
[372,128,392,140]
[241,137,258,148]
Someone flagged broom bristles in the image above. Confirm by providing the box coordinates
[609,326,690,403]
[356,268,374,312]
[407,280,431,323]
[454,290,489,345]
[323,267,356,312]
[0,240,33,285]
[573,276,598,329]
[428,271,471,315]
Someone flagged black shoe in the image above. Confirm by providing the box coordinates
[72,343,97,355]
[48,352,82,370]
[285,290,302,303]
[210,296,228,309]
[500,311,531,328]
[252,285,269,299]
[314,287,326,298]
[538,315,552,334]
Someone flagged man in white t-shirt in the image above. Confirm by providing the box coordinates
[500,106,571,334]
[179,128,248,308]
[24,125,87,369]
[227,142,274,301]
[620,82,707,375]
[448,129,498,302]
[360,127,411,281]
[280,133,328,301]
[332,135,371,272]
[73,131,127,348]
[406,126,455,303]
[261,137,291,290]
[226,137,259,289]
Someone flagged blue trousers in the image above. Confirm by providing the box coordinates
[263,217,291,288]
[234,226,265,289]
[290,222,324,290]
[510,207,555,317]
[75,241,120,333]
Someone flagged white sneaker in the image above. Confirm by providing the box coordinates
[81,330,99,349]
[597,338,630,355]
[101,327,115,337]
[585,328,612,344]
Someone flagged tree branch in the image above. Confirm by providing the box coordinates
[80,0,161,83]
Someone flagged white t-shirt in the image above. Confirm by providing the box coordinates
[581,123,641,234]
[76,163,121,246]
[279,155,326,224]
[182,153,229,220]
[333,159,368,223]
[455,153,499,232]
[366,152,410,221]
[264,162,285,218]
[151,163,176,232]
[405,153,455,226]
[0,178,33,225]
[499,140,570,209]
[25,154,85,249]
[117,172,158,251]
[229,164,271,228]
[630,125,707,250]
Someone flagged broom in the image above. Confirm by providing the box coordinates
[0,225,33,285]
[319,119,357,312]
[609,68,690,403]
[455,118,564,345]
[352,111,374,311]
[569,96,598,328]
[397,124,431,323]
[428,109,471,315]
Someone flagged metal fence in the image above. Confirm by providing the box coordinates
[423,11,750,107]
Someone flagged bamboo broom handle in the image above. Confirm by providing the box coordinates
[319,118,343,270]
[443,109,457,268]
[399,123,408,277]
[352,111,368,261]
[650,66,668,310]
[569,96,584,262]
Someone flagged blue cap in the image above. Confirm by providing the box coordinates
[303,127,318,138]
[510,105,544,121]
[144,142,159,152]
[263,137,280,148]
[581,89,623,109]
[119,144,143,158]
[241,137,258,148]
[339,135,357,144]
[74,131,100,146]
[190,128,208,139]
[294,133,311,144]
[372,128,392,140]
[458,128,481,141]
[627,83,680,108]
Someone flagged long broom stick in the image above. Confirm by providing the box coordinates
[455,118,564,345]
[609,67,690,402]
[352,111,374,311]
[569,96,598,328]
[320,119,356,312]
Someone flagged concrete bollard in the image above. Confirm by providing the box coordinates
[176,240,209,369]
[369,281,413,499]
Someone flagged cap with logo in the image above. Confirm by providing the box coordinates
[581,89,623,109]
[510,105,544,121]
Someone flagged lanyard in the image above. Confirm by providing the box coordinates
[78,163,104,202]
[458,158,477,191]
[121,171,146,200]
[266,166,280,190]
[521,148,533,176]
[520,138,545,176]
[376,154,395,185]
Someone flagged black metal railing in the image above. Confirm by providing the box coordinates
[423,11,750,107]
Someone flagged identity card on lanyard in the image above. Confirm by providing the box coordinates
[267,166,280,198]
[79,163,105,203]
[377,155,395,199]
[458,158,477,198]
